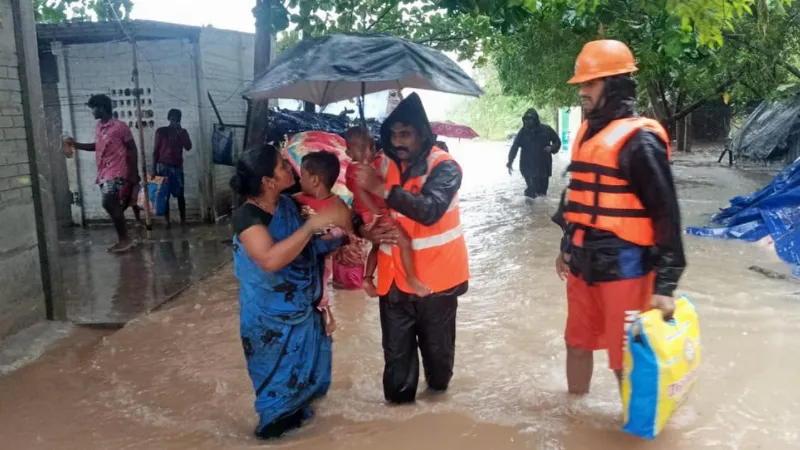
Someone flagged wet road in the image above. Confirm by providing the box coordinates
[1,141,799,449]
[59,226,232,324]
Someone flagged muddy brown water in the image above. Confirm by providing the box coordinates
[1,142,799,449]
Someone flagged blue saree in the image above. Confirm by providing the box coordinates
[233,195,344,435]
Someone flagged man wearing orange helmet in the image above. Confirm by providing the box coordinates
[553,40,686,394]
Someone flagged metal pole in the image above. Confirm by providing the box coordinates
[359,81,366,125]
[132,42,152,229]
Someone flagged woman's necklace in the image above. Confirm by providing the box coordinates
[249,197,275,214]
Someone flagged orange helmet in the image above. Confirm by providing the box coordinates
[568,40,638,84]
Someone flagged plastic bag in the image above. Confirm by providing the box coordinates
[622,296,701,439]
[138,176,169,217]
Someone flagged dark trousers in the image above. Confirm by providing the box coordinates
[523,172,550,197]
[379,287,458,404]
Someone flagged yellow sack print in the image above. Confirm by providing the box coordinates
[621,296,701,439]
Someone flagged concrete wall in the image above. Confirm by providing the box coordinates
[199,28,254,217]
[0,0,44,337]
[52,38,205,221]
[43,27,256,222]
[39,50,73,227]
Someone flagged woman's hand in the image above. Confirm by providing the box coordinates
[360,220,399,245]
[307,207,348,232]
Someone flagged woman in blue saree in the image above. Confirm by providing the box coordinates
[230,145,349,439]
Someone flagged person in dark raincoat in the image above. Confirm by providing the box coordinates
[507,108,562,198]
[553,40,686,395]
[353,93,470,404]
[230,145,348,439]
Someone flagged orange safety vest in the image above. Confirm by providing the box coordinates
[376,148,470,296]
[564,117,672,247]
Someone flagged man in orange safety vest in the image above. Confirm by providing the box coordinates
[553,40,687,394]
[355,93,469,404]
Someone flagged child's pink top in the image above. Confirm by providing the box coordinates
[345,156,386,225]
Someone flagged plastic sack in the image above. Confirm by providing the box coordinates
[212,126,235,166]
[622,296,701,439]
[138,176,169,217]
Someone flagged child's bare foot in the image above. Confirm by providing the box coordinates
[409,278,432,298]
[363,279,378,298]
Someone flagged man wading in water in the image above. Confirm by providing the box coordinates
[553,40,686,394]
[507,108,561,198]
[355,93,470,404]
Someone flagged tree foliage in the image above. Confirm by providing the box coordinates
[442,0,799,125]
[34,0,133,23]
[262,0,493,58]
[448,64,555,141]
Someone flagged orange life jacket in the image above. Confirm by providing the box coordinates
[564,117,671,247]
[376,147,470,296]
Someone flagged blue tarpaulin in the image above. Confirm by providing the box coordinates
[686,158,800,276]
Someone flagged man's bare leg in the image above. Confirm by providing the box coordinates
[177,195,187,226]
[567,345,593,395]
[102,193,133,252]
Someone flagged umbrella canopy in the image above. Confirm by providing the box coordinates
[431,121,479,140]
[282,131,354,206]
[244,33,482,105]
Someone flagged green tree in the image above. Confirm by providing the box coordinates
[442,0,798,127]
[34,0,133,23]
[263,0,492,58]
[448,64,554,141]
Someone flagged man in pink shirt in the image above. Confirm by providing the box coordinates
[65,94,139,252]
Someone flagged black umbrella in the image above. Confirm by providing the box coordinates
[243,33,482,119]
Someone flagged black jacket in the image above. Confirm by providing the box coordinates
[508,122,562,177]
[354,93,467,297]
[553,82,686,297]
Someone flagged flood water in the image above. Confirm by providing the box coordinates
[1,141,799,449]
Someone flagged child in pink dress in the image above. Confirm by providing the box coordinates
[294,151,351,336]
[344,127,431,298]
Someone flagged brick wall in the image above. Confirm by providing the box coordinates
[0,0,45,337]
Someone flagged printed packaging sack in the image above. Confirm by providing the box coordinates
[138,176,169,217]
[622,296,701,439]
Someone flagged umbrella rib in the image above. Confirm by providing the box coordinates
[320,81,332,106]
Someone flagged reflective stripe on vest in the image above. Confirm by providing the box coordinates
[379,224,464,253]
[394,193,459,220]
[376,147,469,295]
[564,117,671,247]
[412,224,463,250]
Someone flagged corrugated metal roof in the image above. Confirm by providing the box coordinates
[36,20,203,46]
